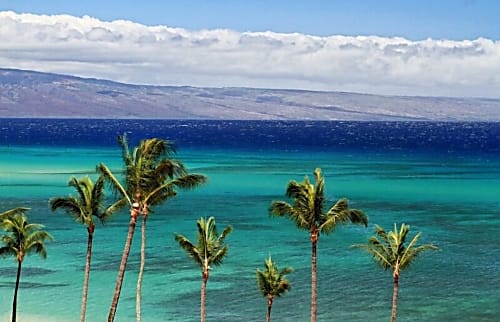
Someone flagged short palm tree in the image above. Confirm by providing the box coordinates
[269,167,367,322]
[0,211,53,322]
[49,175,124,322]
[353,223,438,322]
[98,134,206,322]
[175,216,233,322]
[256,255,293,322]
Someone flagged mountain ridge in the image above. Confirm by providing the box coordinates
[1,68,499,120]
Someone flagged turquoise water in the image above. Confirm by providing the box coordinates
[0,120,499,321]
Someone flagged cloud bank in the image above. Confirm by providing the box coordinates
[1,11,499,98]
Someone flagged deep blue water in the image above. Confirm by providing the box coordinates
[1,119,499,156]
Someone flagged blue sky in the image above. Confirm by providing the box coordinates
[1,0,499,40]
[0,1,499,97]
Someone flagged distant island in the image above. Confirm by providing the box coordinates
[1,68,499,121]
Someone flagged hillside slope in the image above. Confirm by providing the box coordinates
[1,68,499,120]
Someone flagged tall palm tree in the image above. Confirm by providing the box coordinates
[269,167,367,322]
[98,134,206,322]
[0,211,53,322]
[256,255,293,322]
[175,216,233,322]
[49,175,124,322]
[353,223,438,322]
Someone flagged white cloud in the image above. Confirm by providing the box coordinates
[0,10,499,98]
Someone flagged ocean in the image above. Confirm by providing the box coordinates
[0,119,499,322]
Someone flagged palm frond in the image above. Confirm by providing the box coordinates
[313,168,325,217]
[69,176,88,207]
[217,225,233,244]
[172,174,208,190]
[91,175,106,212]
[175,233,203,266]
[0,207,30,220]
[118,133,133,168]
[210,246,229,267]
[49,197,86,223]
[0,245,17,257]
[399,229,438,270]
[269,201,310,231]
[269,201,293,217]
[349,209,368,226]
[352,240,393,270]
[24,230,53,258]
[99,198,128,224]
[156,159,187,178]
[97,163,131,205]
[285,180,305,199]
[139,138,175,164]
[288,180,313,215]
[144,174,207,206]
[321,199,368,234]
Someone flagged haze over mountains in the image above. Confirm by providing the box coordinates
[1,68,499,121]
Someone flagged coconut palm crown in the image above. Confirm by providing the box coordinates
[50,176,123,225]
[256,255,293,322]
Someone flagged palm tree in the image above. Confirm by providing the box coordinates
[353,223,438,322]
[175,216,233,322]
[98,134,207,322]
[49,175,124,322]
[0,211,53,322]
[269,167,367,322]
[256,255,293,322]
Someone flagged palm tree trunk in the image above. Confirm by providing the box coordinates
[311,232,318,322]
[201,271,208,322]
[108,206,139,322]
[136,210,148,322]
[81,226,94,322]
[12,260,22,322]
[267,295,273,322]
[391,271,399,322]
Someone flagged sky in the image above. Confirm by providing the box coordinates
[0,0,499,98]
